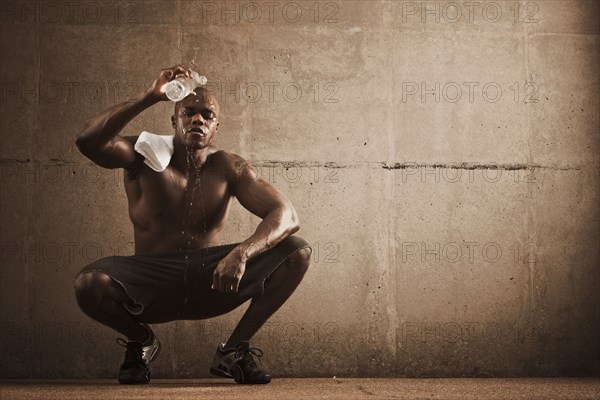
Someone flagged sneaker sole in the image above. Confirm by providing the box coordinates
[118,370,150,385]
[210,366,272,384]
[118,377,150,385]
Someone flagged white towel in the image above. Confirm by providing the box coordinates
[134,131,175,172]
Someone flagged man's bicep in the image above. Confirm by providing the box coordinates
[232,168,290,218]
[80,135,140,170]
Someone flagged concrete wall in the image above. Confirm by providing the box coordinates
[1,0,598,378]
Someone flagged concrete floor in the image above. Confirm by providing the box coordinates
[1,378,599,400]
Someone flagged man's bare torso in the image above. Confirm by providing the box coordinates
[123,139,240,255]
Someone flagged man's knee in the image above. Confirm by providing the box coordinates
[285,246,312,277]
[73,271,115,312]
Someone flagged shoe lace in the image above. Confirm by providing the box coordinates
[235,346,264,369]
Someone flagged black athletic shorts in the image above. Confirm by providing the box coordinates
[73,235,311,324]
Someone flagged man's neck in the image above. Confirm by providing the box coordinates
[171,141,212,176]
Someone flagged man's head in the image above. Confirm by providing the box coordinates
[171,87,220,150]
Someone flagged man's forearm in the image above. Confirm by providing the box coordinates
[236,206,300,263]
[75,89,157,152]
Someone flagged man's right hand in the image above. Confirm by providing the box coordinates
[75,65,194,169]
[145,65,195,103]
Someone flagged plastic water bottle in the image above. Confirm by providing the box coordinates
[163,70,208,102]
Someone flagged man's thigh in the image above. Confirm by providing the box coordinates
[75,252,189,324]
[179,235,311,320]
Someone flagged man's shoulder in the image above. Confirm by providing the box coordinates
[122,135,140,146]
[208,149,251,169]
[209,149,245,162]
[207,150,254,183]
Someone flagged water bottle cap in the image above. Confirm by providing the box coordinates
[191,71,208,86]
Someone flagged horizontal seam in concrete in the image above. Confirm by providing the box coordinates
[527,32,600,38]
[1,158,586,171]
[379,162,581,171]
[252,161,583,171]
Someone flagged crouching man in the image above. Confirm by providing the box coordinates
[73,65,311,384]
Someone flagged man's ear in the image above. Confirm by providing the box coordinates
[171,115,176,129]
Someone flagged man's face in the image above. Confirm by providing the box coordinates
[171,88,220,149]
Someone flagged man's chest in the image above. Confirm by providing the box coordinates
[125,165,231,227]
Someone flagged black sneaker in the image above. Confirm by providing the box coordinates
[116,324,161,384]
[209,341,272,384]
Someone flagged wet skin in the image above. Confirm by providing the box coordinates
[125,90,234,254]
[75,66,300,294]
[74,65,311,349]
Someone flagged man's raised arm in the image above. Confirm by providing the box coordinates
[74,65,193,169]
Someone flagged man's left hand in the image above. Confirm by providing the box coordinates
[211,249,246,294]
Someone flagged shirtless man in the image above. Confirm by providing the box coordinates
[73,65,312,385]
